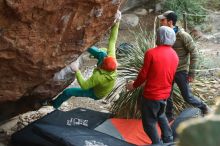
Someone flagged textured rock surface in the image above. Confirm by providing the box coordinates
[121,14,139,29]
[0,0,121,121]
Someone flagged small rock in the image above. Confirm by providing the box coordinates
[155,3,163,12]
[121,0,146,12]
[100,100,108,104]
[22,122,29,126]
[121,14,139,29]
[148,9,154,13]
[213,84,220,89]
[190,29,204,39]
[100,110,110,113]
[208,96,214,99]
[210,80,218,84]
[134,8,148,16]
[194,82,206,87]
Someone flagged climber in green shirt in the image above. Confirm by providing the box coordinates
[51,18,120,109]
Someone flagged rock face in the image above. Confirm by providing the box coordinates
[0,0,121,121]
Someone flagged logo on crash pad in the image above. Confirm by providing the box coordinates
[66,118,88,127]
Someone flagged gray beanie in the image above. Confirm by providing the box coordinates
[156,26,176,46]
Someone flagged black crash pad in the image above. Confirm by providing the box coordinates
[11,108,111,146]
[34,123,135,146]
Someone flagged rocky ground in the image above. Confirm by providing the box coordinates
[0,8,220,146]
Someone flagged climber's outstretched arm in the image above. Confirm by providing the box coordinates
[107,21,120,58]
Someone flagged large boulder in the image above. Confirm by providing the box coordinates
[121,0,149,12]
[120,14,139,29]
[0,0,121,121]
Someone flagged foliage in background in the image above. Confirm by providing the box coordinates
[205,0,220,11]
[163,0,207,27]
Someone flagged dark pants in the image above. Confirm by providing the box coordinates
[141,98,173,144]
[166,71,207,119]
[52,88,97,109]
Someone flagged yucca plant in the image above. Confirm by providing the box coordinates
[106,25,210,119]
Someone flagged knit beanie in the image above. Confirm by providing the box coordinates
[101,56,117,71]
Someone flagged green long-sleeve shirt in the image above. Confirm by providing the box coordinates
[75,69,116,99]
[173,28,199,77]
[75,22,119,98]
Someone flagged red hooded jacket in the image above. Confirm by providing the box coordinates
[133,45,179,100]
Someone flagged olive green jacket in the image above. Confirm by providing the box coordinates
[173,27,199,77]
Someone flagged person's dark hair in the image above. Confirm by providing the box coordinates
[166,12,178,26]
